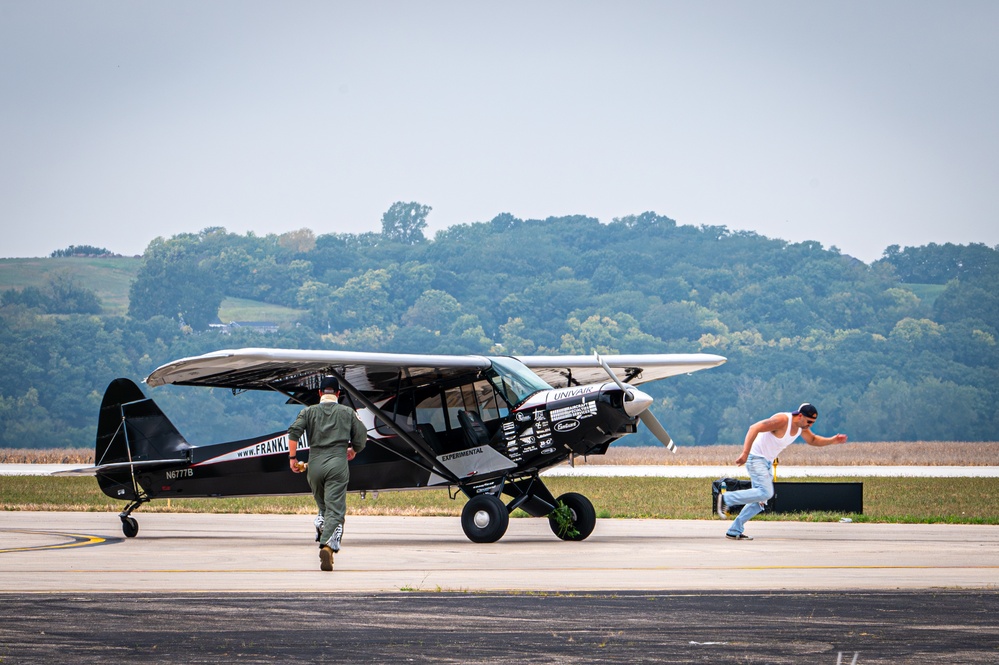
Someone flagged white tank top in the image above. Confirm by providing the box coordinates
[749,413,800,461]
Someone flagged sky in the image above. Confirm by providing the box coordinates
[1,1,997,263]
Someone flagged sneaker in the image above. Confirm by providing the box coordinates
[314,515,324,543]
[716,493,729,519]
[327,524,343,553]
[319,545,335,571]
[725,533,753,541]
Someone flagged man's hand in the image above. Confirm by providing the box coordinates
[347,446,356,461]
[290,458,304,472]
[736,452,748,466]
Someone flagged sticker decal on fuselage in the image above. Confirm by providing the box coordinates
[549,385,601,401]
[437,445,517,478]
[195,432,310,466]
[550,400,597,422]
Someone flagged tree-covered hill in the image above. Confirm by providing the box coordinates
[1,208,996,448]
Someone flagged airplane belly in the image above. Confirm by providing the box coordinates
[347,460,433,491]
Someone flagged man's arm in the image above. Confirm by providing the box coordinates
[346,412,367,461]
[289,437,304,471]
[802,429,848,447]
[736,414,788,466]
[288,409,308,472]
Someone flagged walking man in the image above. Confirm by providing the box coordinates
[288,376,367,571]
[718,403,847,540]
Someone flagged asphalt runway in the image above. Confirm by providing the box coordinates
[2,512,997,662]
[1,590,996,664]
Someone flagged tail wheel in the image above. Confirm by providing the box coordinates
[548,492,596,541]
[121,516,139,538]
[460,494,509,543]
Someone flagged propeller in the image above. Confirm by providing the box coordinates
[596,353,676,453]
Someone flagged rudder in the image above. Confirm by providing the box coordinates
[95,378,192,499]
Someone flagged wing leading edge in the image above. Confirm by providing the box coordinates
[516,353,726,388]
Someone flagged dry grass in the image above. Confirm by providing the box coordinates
[582,442,999,466]
[0,448,96,464]
[3,441,999,467]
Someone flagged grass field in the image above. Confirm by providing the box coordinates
[0,257,141,315]
[2,474,996,525]
[217,297,306,324]
[0,257,305,322]
[3,444,997,523]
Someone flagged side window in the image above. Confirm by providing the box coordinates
[443,385,475,432]
[396,380,511,435]
[373,394,416,436]
[474,379,509,422]
[414,392,447,432]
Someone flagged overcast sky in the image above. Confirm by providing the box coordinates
[1,1,996,263]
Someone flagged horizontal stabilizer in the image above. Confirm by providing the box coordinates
[52,458,190,477]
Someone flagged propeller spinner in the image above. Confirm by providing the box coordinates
[596,354,677,452]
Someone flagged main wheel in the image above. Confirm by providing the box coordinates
[121,516,139,538]
[461,494,509,543]
[548,492,596,541]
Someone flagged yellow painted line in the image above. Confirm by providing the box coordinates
[0,530,113,553]
[737,564,999,570]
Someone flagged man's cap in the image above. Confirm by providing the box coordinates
[319,376,340,392]
[793,403,818,418]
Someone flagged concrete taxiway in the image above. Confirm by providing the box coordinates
[1,512,996,593]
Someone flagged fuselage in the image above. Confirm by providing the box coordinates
[95,373,645,502]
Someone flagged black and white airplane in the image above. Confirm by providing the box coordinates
[61,348,725,543]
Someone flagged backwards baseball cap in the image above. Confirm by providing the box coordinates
[319,376,340,392]
[793,403,818,419]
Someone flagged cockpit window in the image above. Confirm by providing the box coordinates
[373,359,550,436]
[486,356,551,407]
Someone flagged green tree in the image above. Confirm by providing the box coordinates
[381,201,431,244]
[128,236,224,330]
[401,290,462,331]
[45,272,103,314]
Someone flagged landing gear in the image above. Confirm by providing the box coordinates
[121,516,139,538]
[118,499,146,538]
[548,492,596,541]
[460,494,509,543]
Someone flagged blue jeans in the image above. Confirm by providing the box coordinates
[722,454,774,536]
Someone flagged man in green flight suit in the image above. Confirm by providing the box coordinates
[288,376,367,572]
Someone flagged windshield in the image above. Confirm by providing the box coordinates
[486,356,552,407]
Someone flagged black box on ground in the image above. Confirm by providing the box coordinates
[710,479,863,516]
[770,481,863,514]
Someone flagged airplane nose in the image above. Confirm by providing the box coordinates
[622,387,653,417]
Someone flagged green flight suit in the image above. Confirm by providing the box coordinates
[288,398,367,550]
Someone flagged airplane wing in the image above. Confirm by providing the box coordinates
[515,353,726,388]
[145,347,725,396]
[144,347,491,397]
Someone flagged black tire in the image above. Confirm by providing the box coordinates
[121,517,139,538]
[460,494,509,543]
[548,492,596,541]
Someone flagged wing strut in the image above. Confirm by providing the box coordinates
[328,369,461,484]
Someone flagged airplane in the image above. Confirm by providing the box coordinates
[59,348,725,543]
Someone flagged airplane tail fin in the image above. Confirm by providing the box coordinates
[94,378,192,499]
